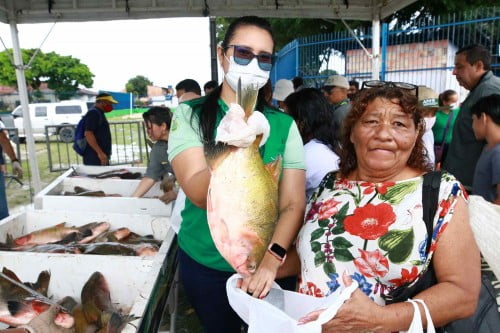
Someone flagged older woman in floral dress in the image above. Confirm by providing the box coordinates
[294,86,480,332]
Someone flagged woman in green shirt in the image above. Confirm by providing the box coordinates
[433,89,460,166]
[168,16,306,332]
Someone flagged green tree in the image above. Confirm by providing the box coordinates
[393,0,497,23]
[0,49,94,100]
[125,75,153,98]
[217,2,496,50]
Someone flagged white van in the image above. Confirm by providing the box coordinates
[11,100,88,141]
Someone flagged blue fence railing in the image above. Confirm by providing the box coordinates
[271,7,500,98]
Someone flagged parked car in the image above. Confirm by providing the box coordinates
[11,100,88,142]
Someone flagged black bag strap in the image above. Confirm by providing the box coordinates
[422,171,443,253]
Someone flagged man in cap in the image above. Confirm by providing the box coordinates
[272,79,294,112]
[443,44,500,190]
[83,92,118,166]
[417,86,440,167]
[322,74,350,139]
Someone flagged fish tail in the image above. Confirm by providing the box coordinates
[241,85,259,119]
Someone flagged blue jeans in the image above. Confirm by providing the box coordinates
[178,248,297,333]
[0,171,9,219]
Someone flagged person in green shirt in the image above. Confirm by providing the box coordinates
[433,89,459,167]
[168,16,306,333]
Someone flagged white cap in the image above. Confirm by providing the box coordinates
[323,75,349,89]
[272,79,294,101]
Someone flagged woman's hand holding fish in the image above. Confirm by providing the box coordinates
[238,252,281,299]
[215,103,270,148]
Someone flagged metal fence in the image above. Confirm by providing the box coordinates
[271,7,500,97]
[45,121,150,172]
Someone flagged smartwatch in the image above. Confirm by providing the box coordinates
[267,243,287,264]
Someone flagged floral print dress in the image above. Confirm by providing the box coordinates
[296,172,465,304]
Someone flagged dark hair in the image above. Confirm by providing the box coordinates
[175,79,201,95]
[204,80,218,91]
[292,77,304,90]
[339,87,431,176]
[285,88,340,152]
[471,94,500,125]
[348,81,359,90]
[456,44,491,71]
[198,16,275,144]
[438,89,458,106]
[143,106,172,130]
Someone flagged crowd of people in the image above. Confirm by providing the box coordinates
[162,16,498,333]
[1,14,499,333]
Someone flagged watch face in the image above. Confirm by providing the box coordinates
[270,243,286,258]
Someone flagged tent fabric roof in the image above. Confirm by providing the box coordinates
[0,0,417,23]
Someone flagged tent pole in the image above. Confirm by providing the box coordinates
[209,17,218,82]
[9,20,42,194]
[372,12,381,80]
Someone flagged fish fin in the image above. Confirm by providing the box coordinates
[253,134,263,148]
[58,296,78,312]
[6,233,14,246]
[33,270,51,296]
[80,229,93,238]
[205,142,232,170]
[265,155,282,184]
[74,186,88,193]
[2,267,22,282]
[56,231,80,244]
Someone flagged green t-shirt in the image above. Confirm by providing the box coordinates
[432,108,459,144]
[168,97,305,271]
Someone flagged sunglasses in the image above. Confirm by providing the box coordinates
[225,44,274,71]
[362,80,419,97]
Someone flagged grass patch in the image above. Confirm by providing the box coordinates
[106,107,149,119]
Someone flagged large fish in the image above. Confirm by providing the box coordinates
[13,222,110,247]
[13,223,80,246]
[80,272,135,332]
[206,83,281,277]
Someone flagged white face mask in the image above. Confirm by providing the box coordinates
[224,56,270,92]
[424,116,436,132]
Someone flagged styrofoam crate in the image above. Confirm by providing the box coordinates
[0,209,175,332]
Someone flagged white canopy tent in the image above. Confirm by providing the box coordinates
[0,0,416,193]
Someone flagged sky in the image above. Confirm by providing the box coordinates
[0,17,217,93]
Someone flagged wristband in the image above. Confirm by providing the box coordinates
[267,243,287,265]
[12,158,19,163]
